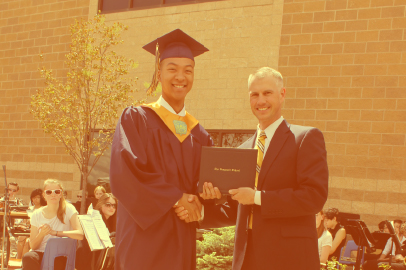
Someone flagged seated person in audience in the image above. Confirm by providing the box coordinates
[29,188,47,210]
[378,220,404,261]
[90,186,106,208]
[95,193,117,234]
[94,186,106,200]
[363,220,404,270]
[376,221,390,233]
[317,210,332,266]
[22,179,84,270]
[17,189,47,259]
[1,182,24,206]
[62,190,72,203]
[388,223,406,270]
[73,190,91,213]
[76,193,117,270]
[324,208,346,261]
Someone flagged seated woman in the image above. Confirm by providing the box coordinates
[95,193,117,234]
[317,210,332,266]
[76,193,117,270]
[94,186,106,201]
[324,208,346,261]
[17,189,47,259]
[22,179,84,270]
[89,186,107,209]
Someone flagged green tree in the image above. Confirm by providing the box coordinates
[197,227,235,270]
[30,13,148,214]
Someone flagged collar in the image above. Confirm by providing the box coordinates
[257,116,284,138]
[142,99,198,143]
[157,96,186,117]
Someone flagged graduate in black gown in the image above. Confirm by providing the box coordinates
[110,29,213,270]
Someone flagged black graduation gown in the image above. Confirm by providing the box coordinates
[110,106,213,270]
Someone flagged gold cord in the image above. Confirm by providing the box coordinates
[146,43,160,96]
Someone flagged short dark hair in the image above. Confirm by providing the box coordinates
[8,182,19,191]
[394,219,403,225]
[324,208,339,220]
[378,221,386,230]
[30,189,47,206]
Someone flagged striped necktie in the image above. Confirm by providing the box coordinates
[249,130,267,229]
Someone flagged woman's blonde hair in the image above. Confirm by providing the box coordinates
[400,223,406,236]
[43,179,66,224]
[317,210,326,239]
[94,186,106,196]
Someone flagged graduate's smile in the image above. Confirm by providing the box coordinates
[159,57,194,108]
[172,84,187,89]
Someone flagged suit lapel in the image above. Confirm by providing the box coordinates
[257,120,290,190]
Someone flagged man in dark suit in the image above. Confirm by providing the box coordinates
[190,67,329,270]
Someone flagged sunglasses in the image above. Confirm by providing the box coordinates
[105,202,116,209]
[45,189,62,195]
[77,195,82,198]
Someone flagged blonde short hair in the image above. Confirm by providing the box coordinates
[248,67,284,90]
[94,186,106,196]
[400,223,406,236]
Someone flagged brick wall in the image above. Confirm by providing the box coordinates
[279,0,406,230]
[0,0,90,202]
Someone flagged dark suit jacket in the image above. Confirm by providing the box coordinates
[203,120,328,270]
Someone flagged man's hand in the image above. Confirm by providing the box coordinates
[173,193,202,222]
[229,188,256,205]
[199,182,221,200]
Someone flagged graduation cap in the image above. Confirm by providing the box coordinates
[143,29,209,95]
[143,29,209,61]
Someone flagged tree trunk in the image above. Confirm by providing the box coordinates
[80,166,89,215]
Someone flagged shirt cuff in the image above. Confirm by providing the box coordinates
[200,205,204,221]
[254,191,261,205]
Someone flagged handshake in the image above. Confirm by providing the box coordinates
[173,182,257,223]
[172,182,221,223]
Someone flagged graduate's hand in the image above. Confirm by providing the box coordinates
[175,193,202,222]
[173,195,194,220]
[174,195,203,221]
[229,188,255,205]
[199,182,222,200]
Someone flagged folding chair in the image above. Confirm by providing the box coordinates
[40,237,77,270]
[338,240,365,268]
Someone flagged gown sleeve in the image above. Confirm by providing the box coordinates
[110,107,183,230]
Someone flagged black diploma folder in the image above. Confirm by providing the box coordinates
[198,147,258,194]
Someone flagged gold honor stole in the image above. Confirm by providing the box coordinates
[142,101,199,143]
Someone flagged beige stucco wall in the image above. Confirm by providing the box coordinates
[89,0,284,129]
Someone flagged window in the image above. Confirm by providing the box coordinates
[208,130,255,147]
[100,0,220,13]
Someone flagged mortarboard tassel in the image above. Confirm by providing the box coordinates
[146,43,160,96]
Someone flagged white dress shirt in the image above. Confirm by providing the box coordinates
[157,95,186,116]
[383,235,406,256]
[254,116,284,205]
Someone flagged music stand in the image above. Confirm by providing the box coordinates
[371,232,391,250]
[384,220,402,267]
[344,219,376,270]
